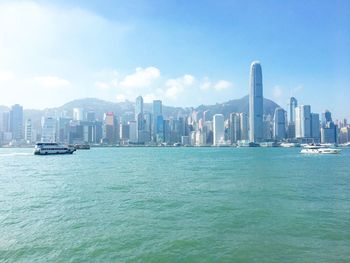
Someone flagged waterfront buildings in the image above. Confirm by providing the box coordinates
[295,105,311,139]
[213,114,224,146]
[249,61,264,143]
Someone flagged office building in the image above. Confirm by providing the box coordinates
[273,108,286,141]
[10,104,23,141]
[249,61,264,142]
[213,114,224,146]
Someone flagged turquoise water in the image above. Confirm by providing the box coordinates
[0,147,349,262]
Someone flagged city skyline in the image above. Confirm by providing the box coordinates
[0,1,349,120]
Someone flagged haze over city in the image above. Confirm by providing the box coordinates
[0,0,349,121]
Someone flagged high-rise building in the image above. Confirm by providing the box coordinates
[249,61,264,142]
[239,113,249,141]
[229,113,240,143]
[320,110,337,143]
[135,96,145,142]
[128,121,137,143]
[103,112,118,144]
[213,114,224,146]
[295,105,311,139]
[73,108,84,121]
[1,111,10,132]
[152,100,162,141]
[310,113,320,141]
[289,97,298,124]
[41,117,56,142]
[25,119,33,143]
[273,108,286,141]
[10,104,23,141]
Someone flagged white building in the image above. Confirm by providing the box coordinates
[41,117,57,142]
[295,105,311,139]
[73,108,84,121]
[213,114,225,146]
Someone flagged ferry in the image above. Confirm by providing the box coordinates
[34,143,76,155]
[300,144,341,154]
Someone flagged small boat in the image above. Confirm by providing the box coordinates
[300,144,341,154]
[34,143,76,155]
[74,144,91,150]
[280,142,301,148]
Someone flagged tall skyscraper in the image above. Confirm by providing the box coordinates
[41,117,57,142]
[103,112,118,144]
[152,100,162,141]
[135,96,144,142]
[295,105,311,139]
[25,119,33,143]
[10,104,23,141]
[1,111,10,132]
[273,108,286,141]
[310,113,320,140]
[249,61,264,142]
[239,113,249,141]
[289,97,298,124]
[229,113,240,143]
[213,114,224,146]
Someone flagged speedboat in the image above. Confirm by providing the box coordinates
[300,144,341,154]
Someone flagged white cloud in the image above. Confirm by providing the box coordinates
[0,70,15,81]
[165,74,195,99]
[273,85,283,98]
[120,66,160,88]
[214,80,232,90]
[95,81,111,90]
[200,78,233,91]
[33,76,71,88]
[143,93,157,103]
[116,94,126,102]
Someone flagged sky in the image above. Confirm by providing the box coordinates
[0,0,349,119]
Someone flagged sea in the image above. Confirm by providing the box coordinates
[0,147,349,262]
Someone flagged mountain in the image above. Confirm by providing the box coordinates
[0,96,280,130]
[196,95,279,118]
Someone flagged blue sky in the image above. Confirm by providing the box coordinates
[0,0,349,119]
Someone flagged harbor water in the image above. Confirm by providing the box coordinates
[0,147,349,262]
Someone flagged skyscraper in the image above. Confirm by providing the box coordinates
[213,114,224,146]
[41,117,57,142]
[273,108,286,141]
[10,104,23,141]
[249,61,263,142]
[295,105,311,139]
[289,97,298,124]
[239,113,249,141]
[135,96,144,142]
[229,113,240,143]
[152,100,162,141]
[310,113,320,141]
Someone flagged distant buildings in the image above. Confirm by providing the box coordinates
[249,61,264,143]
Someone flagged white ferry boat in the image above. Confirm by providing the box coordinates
[300,144,341,154]
[34,143,76,155]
